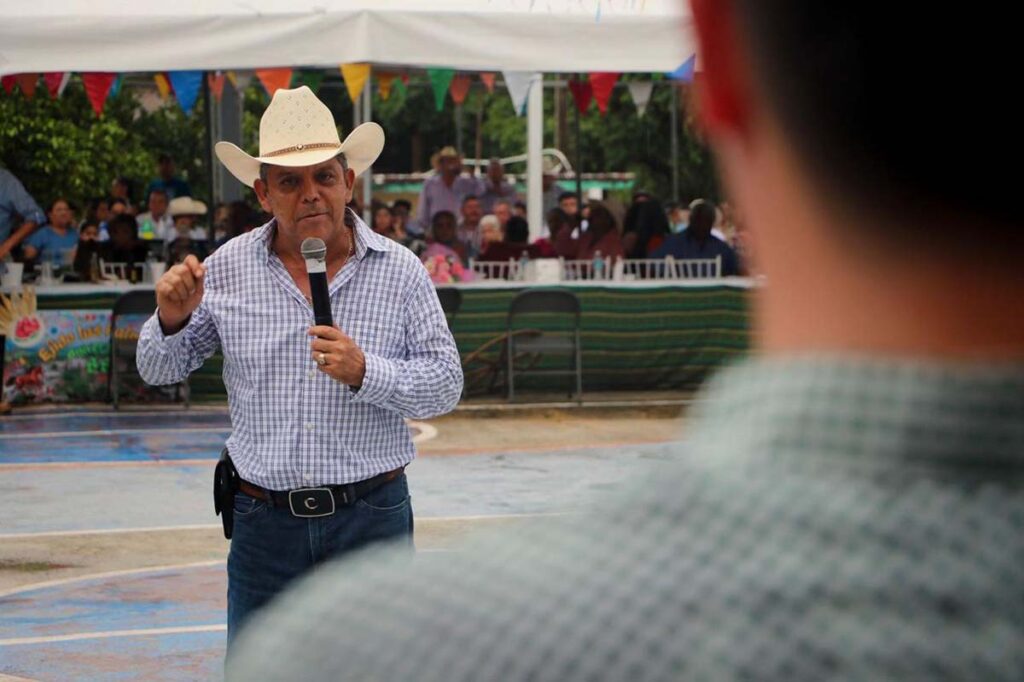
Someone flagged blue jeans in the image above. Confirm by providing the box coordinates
[226,473,413,644]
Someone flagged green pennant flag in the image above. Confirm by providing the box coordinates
[394,77,408,98]
[296,70,325,93]
[427,68,454,111]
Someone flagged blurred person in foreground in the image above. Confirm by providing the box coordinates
[229,2,1024,679]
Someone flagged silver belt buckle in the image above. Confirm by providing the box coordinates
[288,487,336,518]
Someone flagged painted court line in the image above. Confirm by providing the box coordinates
[0,513,563,542]
[0,560,225,600]
[0,624,226,647]
[0,427,231,441]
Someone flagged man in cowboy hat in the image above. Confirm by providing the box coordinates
[136,86,463,644]
[413,145,482,236]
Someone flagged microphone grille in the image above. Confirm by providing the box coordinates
[300,238,327,261]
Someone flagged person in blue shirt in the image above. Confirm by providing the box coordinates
[0,167,46,261]
[23,198,80,268]
[143,154,192,201]
[650,199,742,276]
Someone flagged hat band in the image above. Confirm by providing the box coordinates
[263,141,341,158]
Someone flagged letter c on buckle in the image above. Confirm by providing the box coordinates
[304,497,318,510]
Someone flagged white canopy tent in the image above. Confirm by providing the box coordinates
[0,0,696,238]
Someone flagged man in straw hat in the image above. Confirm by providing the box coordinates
[413,145,482,236]
[137,86,463,645]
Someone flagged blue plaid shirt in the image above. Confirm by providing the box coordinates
[137,214,463,490]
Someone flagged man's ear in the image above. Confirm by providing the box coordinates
[690,0,752,139]
[344,167,357,199]
[253,178,273,213]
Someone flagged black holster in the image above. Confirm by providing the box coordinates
[213,448,239,539]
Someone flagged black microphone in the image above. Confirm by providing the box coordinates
[300,237,333,327]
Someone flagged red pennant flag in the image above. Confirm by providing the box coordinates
[568,78,593,115]
[401,72,410,86]
[208,71,226,101]
[256,68,293,97]
[449,74,471,105]
[479,72,496,93]
[82,73,117,117]
[589,72,619,115]
[1,75,16,95]
[15,73,38,99]
[44,72,66,98]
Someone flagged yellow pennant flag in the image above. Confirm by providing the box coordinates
[154,73,171,100]
[340,63,371,103]
[377,72,396,101]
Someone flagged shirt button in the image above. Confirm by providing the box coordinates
[308,371,316,379]
[304,474,312,483]
[305,423,314,431]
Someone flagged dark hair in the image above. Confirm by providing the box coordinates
[514,200,527,211]
[558,191,577,203]
[432,210,457,228]
[687,200,717,239]
[148,188,168,201]
[157,154,173,164]
[47,197,72,213]
[109,197,128,211]
[546,207,570,233]
[113,176,133,192]
[227,200,261,238]
[587,203,617,235]
[505,216,529,244]
[392,199,412,212]
[462,195,480,206]
[733,1,1019,235]
[372,202,393,215]
[108,213,139,239]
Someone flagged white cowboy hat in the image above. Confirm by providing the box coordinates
[168,196,208,217]
[214,85,384,188]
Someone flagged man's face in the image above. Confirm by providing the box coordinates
[487,161,503,184]
[440,156,460,177]
[254,159,354,243]
[462,199,482,225]
[559,196,578,216]
[149,193,168,217]
[494,202,512,226]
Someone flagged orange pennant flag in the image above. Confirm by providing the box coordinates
[15,73,39,99]
[449,74,471,105]
[377,72,396,101]
[154,73,172,100]
[208,71,226,101]
[479,72,496,93]
[256,68,293,98]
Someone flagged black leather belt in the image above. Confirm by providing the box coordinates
[237,466,405,518]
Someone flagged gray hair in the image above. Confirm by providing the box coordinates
[259,152,348,185]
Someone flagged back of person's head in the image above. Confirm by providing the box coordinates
[505,216,529,244]
[687,200,717,239]
[725,1,1018,247]
[392,199,412,213]
[108,213,139,246]
[546,207,570,235]
[587,202,617,234]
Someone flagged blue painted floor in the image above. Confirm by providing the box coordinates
[0,406,681,681]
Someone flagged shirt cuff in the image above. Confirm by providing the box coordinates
[349,353,397,406]
[144,310,191,345]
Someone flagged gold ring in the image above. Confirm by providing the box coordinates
[317,353,327,366]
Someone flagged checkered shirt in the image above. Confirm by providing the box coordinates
[229,356,1024,680]
[137,213,462,490]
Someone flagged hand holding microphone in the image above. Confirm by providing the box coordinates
[302,237,366,387]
